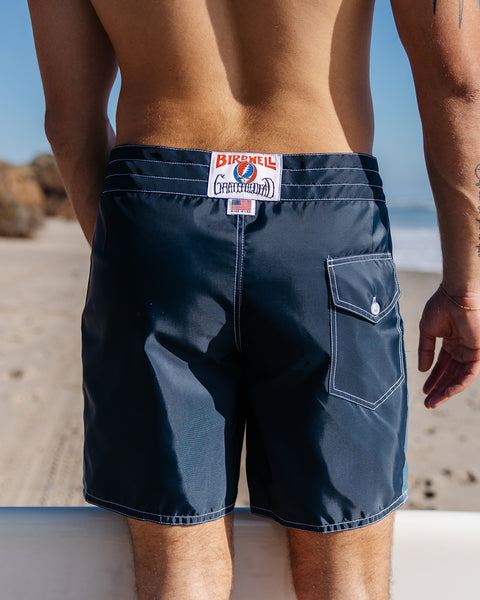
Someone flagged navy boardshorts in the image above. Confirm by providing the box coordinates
[82,144,408,532]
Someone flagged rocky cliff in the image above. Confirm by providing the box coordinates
[0,155,73,238]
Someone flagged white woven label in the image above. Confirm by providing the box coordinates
[208,152,282,201]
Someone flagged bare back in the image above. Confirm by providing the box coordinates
[90,0,375,154]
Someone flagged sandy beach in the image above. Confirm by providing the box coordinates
[0,218,479,512]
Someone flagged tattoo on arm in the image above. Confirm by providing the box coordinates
[433,1,464,28]
[475,165,480,257]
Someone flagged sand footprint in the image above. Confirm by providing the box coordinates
[441,468,478,486]
[422,478,437,501]
[8,368,24,379]
[408,477,439,507]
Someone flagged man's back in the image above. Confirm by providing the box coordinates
[90,0,375,153]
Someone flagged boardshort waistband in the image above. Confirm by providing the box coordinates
[103,144,385,202]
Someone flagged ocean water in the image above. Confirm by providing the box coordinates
[387,203,441,273]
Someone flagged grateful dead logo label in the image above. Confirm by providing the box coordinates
[207,152,282,201]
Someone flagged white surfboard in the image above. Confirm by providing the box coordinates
[0,507,478,599]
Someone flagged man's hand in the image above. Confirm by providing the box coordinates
[418,287,480,409]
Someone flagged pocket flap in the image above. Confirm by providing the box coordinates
[326,253,400,323]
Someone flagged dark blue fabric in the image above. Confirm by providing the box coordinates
[104,144,385,201]
[82,144,408,531]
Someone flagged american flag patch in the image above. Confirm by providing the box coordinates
[226,198,256,215]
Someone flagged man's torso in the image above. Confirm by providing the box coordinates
[90,0,376,154]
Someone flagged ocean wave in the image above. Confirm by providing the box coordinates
[391,226,441,273]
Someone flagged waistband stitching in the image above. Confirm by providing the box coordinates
[102,188,385,202]
[105,173,202,184]
[106,173,383,189]
[108,157,379,174]
[108,157,210,169]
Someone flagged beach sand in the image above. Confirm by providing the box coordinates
[0,218,478,511]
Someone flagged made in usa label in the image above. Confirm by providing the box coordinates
[226,198,256,216]
[207,152,283,202]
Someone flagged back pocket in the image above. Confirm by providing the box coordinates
[326,253,405,410]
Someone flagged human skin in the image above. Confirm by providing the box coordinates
[27,0,480,598]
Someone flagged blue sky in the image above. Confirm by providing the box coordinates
[0,2,431,204]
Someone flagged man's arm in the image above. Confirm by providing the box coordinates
[390,0,480,407]
[28,0,118,243]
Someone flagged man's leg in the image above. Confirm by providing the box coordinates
[288,513,394,600]
[128,514,234,600]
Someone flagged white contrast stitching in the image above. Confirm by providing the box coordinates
[327,254,405,409]
[328,259,400,321]
[102,189,385,202]
[281,182,383,188]
[108,158,379,175]
[329,293,338,396]
[332,370,405,408]
[106,173,382,189]
[237,216,246,352]
[329,304,405,407]
[284,166,379,173]
[105,173,203,183]
[103,189,207,198]
[85,490,235,520]
[326,253,391,266]
[108,157,209,168]
[233,218,241,352]
[250,490,408,530]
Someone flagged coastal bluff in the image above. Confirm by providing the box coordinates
[0,155,73,238]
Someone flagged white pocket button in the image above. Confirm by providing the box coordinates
[371,298,380,316]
